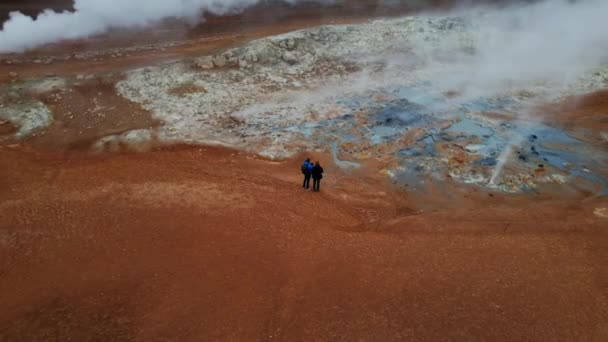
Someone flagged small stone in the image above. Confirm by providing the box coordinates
[8,72,18,78]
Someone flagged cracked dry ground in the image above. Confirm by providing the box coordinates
[1,142,607,341]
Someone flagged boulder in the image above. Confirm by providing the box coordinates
[281,51,298,65]
[238,59,249,69]
[212,55,227,68]
[227,57,238,66]
[286,37,296,50]
[194,56,214,70]
[242,51,258,63]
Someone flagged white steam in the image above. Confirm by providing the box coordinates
[410,0,608,99]
[0,0,317,53]
[423,0,608,185]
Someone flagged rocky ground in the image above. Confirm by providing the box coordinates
[1,1,608,341]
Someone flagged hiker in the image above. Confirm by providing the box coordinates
[311,161,324,192]
[301,158,311,189]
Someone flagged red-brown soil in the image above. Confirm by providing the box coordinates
[542,89,608,146]
[1,143,607,341]
[32,77,161,150]
[1,1,608,340]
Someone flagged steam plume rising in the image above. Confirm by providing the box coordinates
[0,0,309,53]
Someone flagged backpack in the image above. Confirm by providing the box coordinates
[301,162,308,174]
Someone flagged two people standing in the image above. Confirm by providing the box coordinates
[301,158,324,192]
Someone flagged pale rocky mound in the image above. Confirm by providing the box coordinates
[115,15,608,158]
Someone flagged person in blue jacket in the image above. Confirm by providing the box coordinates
[301,158,312,189]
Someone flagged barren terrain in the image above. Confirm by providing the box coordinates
[1,1,607,341]
[1,143,607,340]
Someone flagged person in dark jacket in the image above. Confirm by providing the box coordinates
[311,161,324,192]
[301,158,311,189]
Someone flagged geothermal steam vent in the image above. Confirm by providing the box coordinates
[115,13,608,193]
[1,1,608,194]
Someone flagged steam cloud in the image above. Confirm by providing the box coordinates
[432,0,608,97]
[0,0,319,53]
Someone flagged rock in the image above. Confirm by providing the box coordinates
[194,56,214,70]
[244,53,258,64]
[281,51,298,65]
[212,55,227,68]
[238,59,248,69]
[286,37,296,50]
[33,59,42,64]
[594,207,608,218]
[517,90,535,98]
[8,72,18,78]
[464,144,484,153]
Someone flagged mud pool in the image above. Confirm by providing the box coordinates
[285,84,608,194]
[110,14,608,195]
